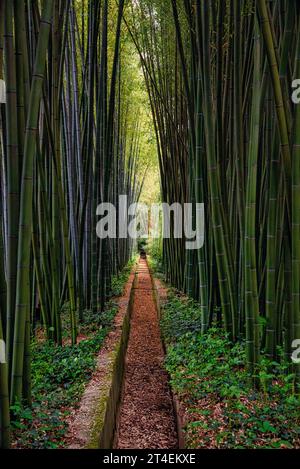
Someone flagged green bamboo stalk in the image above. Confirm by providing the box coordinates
[0,316,10,448]
[101,0,125,308]
[257,0,291,223]
[245,19,262,382]
[200,0,236,339]
[4,0,20,373]
[11,0,54,402]
[292,31,300,394]
[265,105,280,359]
[0,0,6,338]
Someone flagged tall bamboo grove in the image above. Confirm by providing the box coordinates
[129,0,300,389]
[1,0,300,450]
[0,0,143,448]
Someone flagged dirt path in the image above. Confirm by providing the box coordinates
[115,258,178,449]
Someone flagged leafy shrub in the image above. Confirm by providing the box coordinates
[160,292,202,344]
[110,257,136,297]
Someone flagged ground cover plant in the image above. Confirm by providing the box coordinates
[161,292,300,449]
[10,262,133,449]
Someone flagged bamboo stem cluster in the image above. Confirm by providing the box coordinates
[130,0,300,388]
[0,0,143,448]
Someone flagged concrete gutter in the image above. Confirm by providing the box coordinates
[67,268,137,449]
[88,271,137,449]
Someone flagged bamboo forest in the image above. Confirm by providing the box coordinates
[1,0,300,456]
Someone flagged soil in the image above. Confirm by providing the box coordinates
[115,258,178,449]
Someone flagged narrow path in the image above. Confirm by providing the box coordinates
[115,258,178,449]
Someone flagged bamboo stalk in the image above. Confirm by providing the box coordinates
[11,0,54,402]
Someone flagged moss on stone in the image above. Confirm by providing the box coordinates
[86,350,116,449]
[85,283,133,449]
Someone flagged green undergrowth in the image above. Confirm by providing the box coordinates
[11,260,135,449]
[161,291,300,449]
[110,257,136,297]
[147,252,164,279]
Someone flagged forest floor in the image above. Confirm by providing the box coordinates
[115,258,178,449]
[10,262,135,449]
[11,255,300,449]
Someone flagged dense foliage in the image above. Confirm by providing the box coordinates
[162,293,300,449]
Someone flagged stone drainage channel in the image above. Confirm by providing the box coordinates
[114,258,178,449]
[67,257,181,449]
